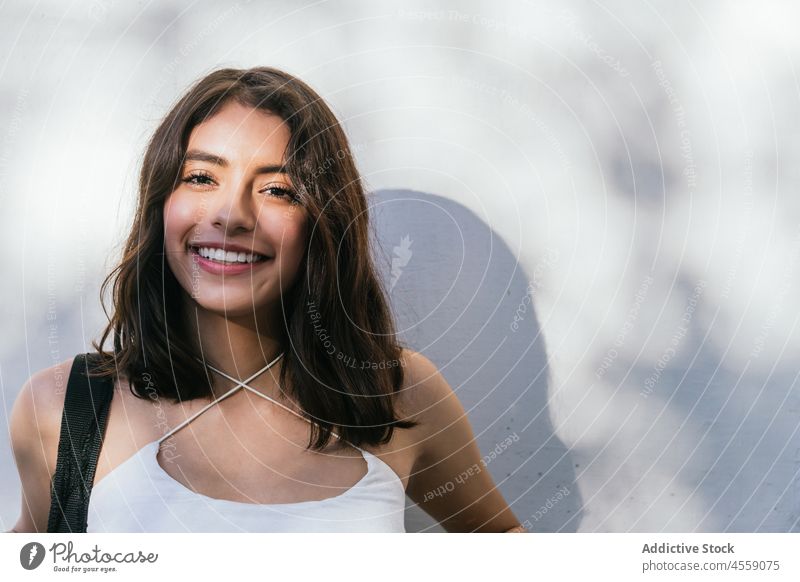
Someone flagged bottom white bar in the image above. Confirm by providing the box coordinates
[2,533,797,581]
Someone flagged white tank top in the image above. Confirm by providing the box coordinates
[85,353,407,533]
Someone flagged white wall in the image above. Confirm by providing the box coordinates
[1,0,798,532]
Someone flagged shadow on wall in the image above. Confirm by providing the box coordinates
[370,189,581,532]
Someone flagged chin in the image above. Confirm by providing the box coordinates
[192,292,278,318]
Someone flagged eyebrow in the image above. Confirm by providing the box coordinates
[184,149,287,175]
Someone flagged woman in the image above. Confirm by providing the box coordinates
[9,66,525,533]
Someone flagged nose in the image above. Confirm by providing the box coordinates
[209,175,257,235]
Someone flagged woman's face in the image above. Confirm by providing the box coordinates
[163,101,308,320]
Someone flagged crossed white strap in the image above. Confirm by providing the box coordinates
[157,352,332,443]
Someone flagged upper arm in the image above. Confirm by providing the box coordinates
[400,350,523,532]
[8,358,71,533]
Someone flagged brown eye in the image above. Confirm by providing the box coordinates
[182,171,216,187]
[261,184,298,202]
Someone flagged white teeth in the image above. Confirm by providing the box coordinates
[195,247,263,264]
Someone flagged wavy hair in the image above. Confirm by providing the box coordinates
[90,66,417,450]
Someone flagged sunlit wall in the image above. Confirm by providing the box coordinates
[1,0,798,532]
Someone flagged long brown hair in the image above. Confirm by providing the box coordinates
[91,66,417,450]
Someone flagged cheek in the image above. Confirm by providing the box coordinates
[163,193,205,245]
[279,212,308,259]
[270,212,307,280]
[163,194,205,280]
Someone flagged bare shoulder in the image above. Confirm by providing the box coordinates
[395,350,523,531]
[10,356,75,448]
[8,356,76,532]
[395,348,464,449]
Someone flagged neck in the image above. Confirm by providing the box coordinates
[182,298,287,399]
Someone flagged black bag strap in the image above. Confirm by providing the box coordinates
[47,352,115,533]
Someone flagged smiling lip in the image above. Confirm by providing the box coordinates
[189,241,272,257]
[188,246,273,276]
